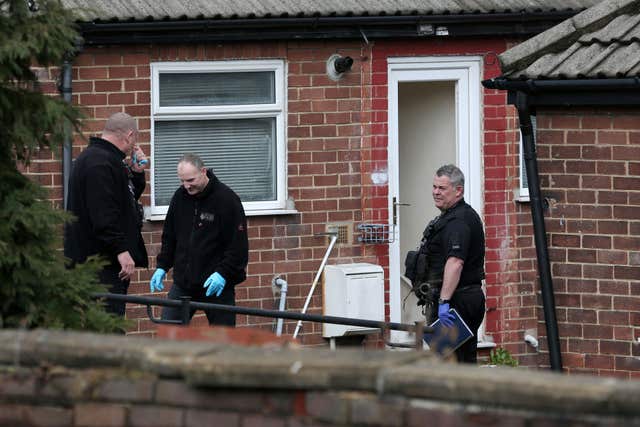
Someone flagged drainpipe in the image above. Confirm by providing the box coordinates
[272,277,288,337]
[59,53,73,210]
[515,91,563,372]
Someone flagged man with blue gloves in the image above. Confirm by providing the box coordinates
[410,164,485,363]
[150,153,248,326]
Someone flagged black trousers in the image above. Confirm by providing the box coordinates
[450,285,485,364]
[98,265,130,317]
[162,283,236,326]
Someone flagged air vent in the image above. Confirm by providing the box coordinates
[326,223,350,245]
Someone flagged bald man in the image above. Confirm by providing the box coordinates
[150,153,248,326]
[64,112,149,317]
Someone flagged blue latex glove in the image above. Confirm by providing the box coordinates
[438,302,455,327]
[132,152,148,167]
[203,272,226,297]
[150,268,166,293]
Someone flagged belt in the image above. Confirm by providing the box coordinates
[455,283,482,292]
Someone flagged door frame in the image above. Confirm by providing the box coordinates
[387,56,482,342]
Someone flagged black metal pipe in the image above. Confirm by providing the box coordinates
[93,292,434,334]
[146,304,181,324]
[59,56,73,210]
[515,91,563,372]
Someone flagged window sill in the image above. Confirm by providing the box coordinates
[514,189,530,203]
[145,209,299,221]
[245,209,299,217]
[477,340,497,349]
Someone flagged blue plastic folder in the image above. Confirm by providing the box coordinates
[423,308,474,357]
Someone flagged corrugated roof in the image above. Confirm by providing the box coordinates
[62,0,600,22]
[500,0,640,78]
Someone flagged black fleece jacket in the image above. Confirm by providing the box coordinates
[64,137,148,268]
[156,170,248,291]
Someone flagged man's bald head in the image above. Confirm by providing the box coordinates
[102,112,138,155]
[103,112,137,135]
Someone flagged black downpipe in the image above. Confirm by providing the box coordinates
[60,55,73,210]
[515,91,563,372]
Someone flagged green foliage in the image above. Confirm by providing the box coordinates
[488,347,519,367]
[0,0,126,332]
[0,0,82,165]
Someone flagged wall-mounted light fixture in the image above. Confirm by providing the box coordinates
[326,54,354,81]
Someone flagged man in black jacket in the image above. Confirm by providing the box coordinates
[150,153,248,326]
[64,112,149,316]
[419,164,485,363]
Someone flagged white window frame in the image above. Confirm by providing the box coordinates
[518,115,536,202]
[149,60,288,218]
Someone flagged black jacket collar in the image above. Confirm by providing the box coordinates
[89,136,126,160]
[442,198,465,216]
[189,168,219,200]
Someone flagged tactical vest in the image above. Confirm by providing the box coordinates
[416,212,450,286]
[403,214,445,287]
[406,201,484,290]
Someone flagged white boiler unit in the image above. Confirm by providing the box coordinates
[322,263,384,338]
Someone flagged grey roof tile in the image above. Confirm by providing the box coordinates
[579,13,639,41]
[500,0,640,79]
[592,42,640,75]
[61,0,599,21]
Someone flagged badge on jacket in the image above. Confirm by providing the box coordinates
[200,212,215,222]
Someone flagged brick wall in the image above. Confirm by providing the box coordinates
[32,38,527,346]
[535,109,640,379]
[4,378,636,427]
[369,39,534,359]
[31,37,635,376]
[37,41,379,344]
[480,90,539,367]
[1,329,639,427]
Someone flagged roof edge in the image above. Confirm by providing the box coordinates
[482,76,640,91]
[75,11,579,45]
[482,76,640,107]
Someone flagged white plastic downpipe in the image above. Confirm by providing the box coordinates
[293,233,338,339]
[272,277,288,336]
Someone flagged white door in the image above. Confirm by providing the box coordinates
[387,57,482,344]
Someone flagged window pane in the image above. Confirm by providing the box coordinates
[519,116,537,191]
[521,145,529,190]
[154,118,276,206]
[159,72,275,107]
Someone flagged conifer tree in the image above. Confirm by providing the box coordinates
[0,0,126,332]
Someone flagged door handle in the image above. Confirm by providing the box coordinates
[392,196,410,226]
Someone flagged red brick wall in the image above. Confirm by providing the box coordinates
[479,96,541,367]
[38,41,380,345]
[369,40,541,365]
[32,38,616,374]
[535,109,640,379]
[30,39,640,377]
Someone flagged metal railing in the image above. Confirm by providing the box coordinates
[93,292,432,350]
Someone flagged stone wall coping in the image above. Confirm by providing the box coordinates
[1,329,638,417]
